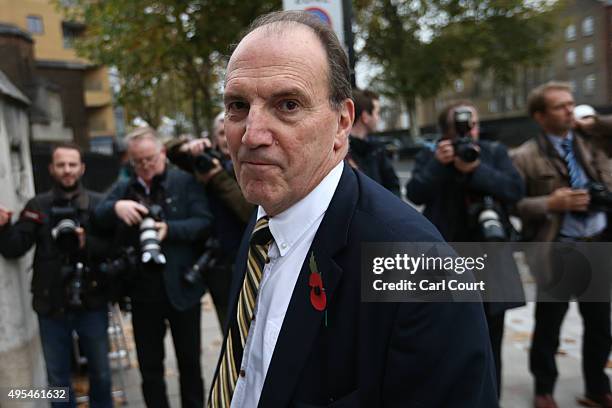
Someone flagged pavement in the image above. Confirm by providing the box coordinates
[100,158,611,408]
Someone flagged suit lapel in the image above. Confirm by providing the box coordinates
[574,134,599,182]
[258,163,359,407]
[537,132,569,178]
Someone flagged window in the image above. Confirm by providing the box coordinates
[582,16,594,36]
[62,22,83,48]
[565,24,576,41]
[454,79,464,93]
[26,15,43,34]
[566,48,577,67]
[568,80,577,93]
[505,94,514,110]
[583,75,596,95]
[488,100,498,113]
[583,44,594,63]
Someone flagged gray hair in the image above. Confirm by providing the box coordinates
[125,126,162,149]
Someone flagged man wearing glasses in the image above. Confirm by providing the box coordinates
[96,127,212,408]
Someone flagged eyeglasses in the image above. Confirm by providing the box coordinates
[131,152,160,168]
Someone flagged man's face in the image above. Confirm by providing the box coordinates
[535,89,575,135]
[49,148,85,189]
[446,106,480,140]
[128,138,166,184]
[363,99,381,133]
[223,24,353,216]
[213,118,229,157]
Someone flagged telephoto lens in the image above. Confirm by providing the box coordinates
[140,216,166,265]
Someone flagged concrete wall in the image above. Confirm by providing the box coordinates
[0,73,45,407]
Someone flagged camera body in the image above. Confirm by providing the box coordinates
[140,204,167,265]
[192,148,223,174]
[587,182,612,212]
[452,106,480,163]
[50,205,80,255]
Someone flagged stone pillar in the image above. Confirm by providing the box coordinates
[0,71,46,408]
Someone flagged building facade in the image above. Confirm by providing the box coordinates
[417,0,612,134]
[0,0,116,149]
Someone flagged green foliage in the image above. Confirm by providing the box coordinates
[56,0,280,134]
[355,0,562,134]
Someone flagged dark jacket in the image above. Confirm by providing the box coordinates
[95,166,212,311]
[213,164,498,407]
[348,136,401,196]
[0,185,111,317]
[406,139,524,241]
[406,140,526,313]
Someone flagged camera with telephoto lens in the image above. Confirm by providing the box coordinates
[140,204,166,265]
[469,196,508,242]
[192,148,223,174]
[587,182,612,212]
[183,237,221,285]
[50,206,80,255]
[452,106,480,163]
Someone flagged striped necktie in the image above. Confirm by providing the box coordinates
[560,138,585,189]
[208,216,274,407]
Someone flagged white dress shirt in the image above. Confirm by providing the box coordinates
[230,161,344,408]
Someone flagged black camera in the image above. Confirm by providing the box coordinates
[192,149,223,174]
[588,182,612,212]
[183,238,221,285]
[99,246,139,277]
[140,204,166,265]
[61,261,86,309]
[452,107,480,163]
[50,206,80,255]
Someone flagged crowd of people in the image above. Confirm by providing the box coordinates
[1,9,612,408]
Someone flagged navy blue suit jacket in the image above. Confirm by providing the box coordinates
[219,163,498,407]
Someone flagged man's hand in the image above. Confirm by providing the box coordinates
[575,117,596,134]
[179,138,212,156]
[75,227,86,249]
[114,200,149,225]
[194,158,223,184]
[154,222,168,241]
[435,140,454,165]
[0,205,12,227]
[547,187,590,212]
[454,157,481,174]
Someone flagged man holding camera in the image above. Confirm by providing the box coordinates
[347,89,400,196]
[0,143,113,407]
[164,114,253,328]
[512,82,612,408]
[405,101,525,398]
[95,127,212,408]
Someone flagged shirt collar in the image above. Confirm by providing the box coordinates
[257,161,344,257]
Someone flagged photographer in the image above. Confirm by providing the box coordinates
[95,127,212,408]
[512,82,612,408]
[405,101,525,398]
[0,143,113,408]
[165,112,253,327]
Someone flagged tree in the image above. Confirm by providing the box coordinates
[355,0,562,138]
[57,0,280,135]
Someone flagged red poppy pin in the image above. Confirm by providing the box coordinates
[308,252,326,312]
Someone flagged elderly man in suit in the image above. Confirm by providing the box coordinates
[207,10,498,408]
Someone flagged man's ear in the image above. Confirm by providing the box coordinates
[334,98,355,150]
